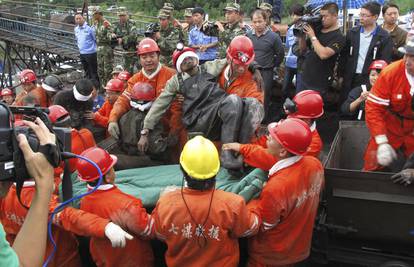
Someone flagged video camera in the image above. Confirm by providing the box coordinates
[144,22,160,38]
[0,103,71,185]
[293,7,323,37]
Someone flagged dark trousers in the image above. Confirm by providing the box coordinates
[260,69,275,124]
[80,53,99,85]
[282,66,297,99]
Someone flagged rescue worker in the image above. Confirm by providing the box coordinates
[118,82,169,161]
[246,118,324,266]
[78,147,154,267]
[53,78,95,131]
[92,6,115,88]
[117,70,132,90]
[223,90,324,170]
[114,7,138,73]
[85,78,124,129]
[48,105,96,173]
[363,36,414,171]
[151,135,260,267]
[154,9,183,66]
[0,180,132,267]
[13,69,48,107]
[140,44,259,170]
[216,2,246,59]
[108,38,178,142]
[341,60,388,120]
[41,74,65,103]
[1,88,14,105]
[181,7,194,45]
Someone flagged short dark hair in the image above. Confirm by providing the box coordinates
[289,4,305,16]
[192,7,205,16]
[382,3,399,15]
[251,9,268,21]
[362,1,381,17]
[181,166,216,191]
[321,2,339,15]
[74,78,94,96]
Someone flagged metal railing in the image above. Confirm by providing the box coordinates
[0,16,78,53]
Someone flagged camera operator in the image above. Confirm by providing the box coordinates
[0,118,54,267]
[296,3,345,98]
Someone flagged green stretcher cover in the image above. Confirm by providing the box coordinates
[63,165,268,209]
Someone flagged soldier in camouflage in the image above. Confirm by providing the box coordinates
[259,2,273,26]
[216,3,246,59]
[181,8,194,45]
[92,7,115,90]
[154,9,183,67]
[114,7,139,73]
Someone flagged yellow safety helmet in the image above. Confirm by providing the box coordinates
[179,136,220,180]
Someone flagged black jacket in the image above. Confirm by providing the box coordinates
[339,25,393,93]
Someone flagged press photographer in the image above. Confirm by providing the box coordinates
[0,115,56,267]
[295,3,345,98]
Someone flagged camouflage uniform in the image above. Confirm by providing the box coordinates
[114,8,139,73]
[182,8,194,46]
[218,3,246,59]
[157,9,183,67]
[94,10,115,88]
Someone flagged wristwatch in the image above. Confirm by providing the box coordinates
[311,36,317,42]
[140,129,149,136]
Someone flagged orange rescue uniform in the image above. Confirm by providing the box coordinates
[247,156,324,266]
[69,128,96,172]
[218,65,264,104]
[240,127,323,170]
[14,86,49,107]
[364,60,414,170]
[80,185,154,267]
[94,100,113,128]
[0,183,109,267]
[151,188,260,267]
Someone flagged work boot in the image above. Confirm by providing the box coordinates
[220,150,243,170]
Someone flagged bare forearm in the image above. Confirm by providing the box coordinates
[13,188,52,267]
[312,39,334,60]
[349,98,363,113]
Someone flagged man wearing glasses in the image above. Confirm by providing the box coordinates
[339,1,393,103]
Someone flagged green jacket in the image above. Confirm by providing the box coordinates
[218,22,246,58]
[143,59,227,130]
[114,20,138,51]
[94,19,114,46]
[157,23,183,61]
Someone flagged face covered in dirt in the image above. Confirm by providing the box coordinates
[180,56,199,73]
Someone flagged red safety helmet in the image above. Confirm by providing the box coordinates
[130,82,156,101]
[1,88,13,96]
[268,118,312,155]
[226,36,255,66]
[104,79,124,92]
[77,147,117,182]
[368,60,388,71]
[19,69,37,84]
[172,46,197,71]
[48,105,69,124]
[287,90,324,119]
[117,71,132,81]
[136,38,160,55]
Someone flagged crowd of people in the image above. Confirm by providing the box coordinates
[1,1,414,266]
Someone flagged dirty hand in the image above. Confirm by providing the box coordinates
[137,135,149,152]
[377,143,397,166]
[108,122,120,139]
[391,169,414,186]
[222,143,241,153]
[358,91,370,102]
[84,111,95,120]
[104,222,133,248]
[252,70,265,92]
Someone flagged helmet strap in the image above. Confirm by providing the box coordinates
[180,174,215,248]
